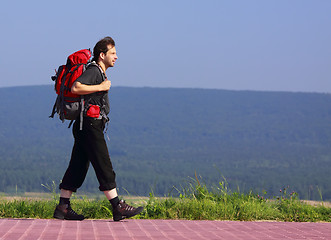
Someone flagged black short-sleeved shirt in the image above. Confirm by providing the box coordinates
[76,64,110,115]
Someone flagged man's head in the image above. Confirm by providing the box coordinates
[93,36,118,69]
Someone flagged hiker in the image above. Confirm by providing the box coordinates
[53,36,143,221]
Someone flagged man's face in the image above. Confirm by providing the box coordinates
[103,45,118,68]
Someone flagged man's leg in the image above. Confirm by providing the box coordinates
[104,188,118,200]
[85,118,143,221]
[58,189,73,205]
[104,188,120,210]
[60,189,73,198]
[54,121,88,221]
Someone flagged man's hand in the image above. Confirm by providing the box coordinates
[100,79,111,91]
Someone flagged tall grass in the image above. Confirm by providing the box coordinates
[144,179,331,222]
[0,178,330,222]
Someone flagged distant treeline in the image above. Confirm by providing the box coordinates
[0,86,330,200]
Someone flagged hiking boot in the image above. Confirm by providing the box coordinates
[53,204,85,221]
[112,200,143,221]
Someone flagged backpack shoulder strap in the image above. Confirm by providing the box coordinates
[87,62,109,122]
[88,61,106,81]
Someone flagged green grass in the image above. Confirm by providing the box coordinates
[143,179,331,222]
[0,179,330,222]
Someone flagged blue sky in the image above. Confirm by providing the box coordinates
[0,0,330,93]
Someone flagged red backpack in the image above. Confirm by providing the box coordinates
[50,49,91,127]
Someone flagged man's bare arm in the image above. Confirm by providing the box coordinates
[71,80,111,95]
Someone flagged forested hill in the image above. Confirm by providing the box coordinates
[0,85,330,200]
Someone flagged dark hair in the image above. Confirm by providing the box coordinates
[92,36,116,62]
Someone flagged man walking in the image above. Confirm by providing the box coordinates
[53,36,143,221]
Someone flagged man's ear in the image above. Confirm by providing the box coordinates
[100,52,105,61]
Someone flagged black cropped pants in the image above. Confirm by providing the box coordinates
[59,117,116,192]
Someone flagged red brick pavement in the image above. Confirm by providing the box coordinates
[0,218,330,240]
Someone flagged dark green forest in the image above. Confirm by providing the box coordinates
[0,86,330,200]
